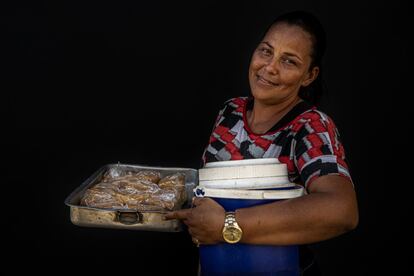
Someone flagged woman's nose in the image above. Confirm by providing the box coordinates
[264,58,279,75]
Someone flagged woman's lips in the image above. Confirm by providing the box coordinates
[256,75,278,87]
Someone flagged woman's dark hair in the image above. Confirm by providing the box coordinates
[265,11,327,105]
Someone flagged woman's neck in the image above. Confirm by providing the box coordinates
[247,97,302,134]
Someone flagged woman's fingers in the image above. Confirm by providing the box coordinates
[165,197,225,244]
[192,197,205,207]
[164,208,192,220]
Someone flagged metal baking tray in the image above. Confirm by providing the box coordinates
[64,163,198,232]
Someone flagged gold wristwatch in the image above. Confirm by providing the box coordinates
[222,211,243,244]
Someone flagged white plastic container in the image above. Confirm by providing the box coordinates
[199,176,293,189]
[199,158,291,190]
[204,158,281,168]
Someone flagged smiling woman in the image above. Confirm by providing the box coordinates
[165,10,358,276]
[246,22,321,134]
[249,25,319,103]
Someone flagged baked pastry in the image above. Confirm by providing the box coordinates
[112,178,160,194]
[133,170,161,183]
[158,173,185,188]
[80,170,186,211]
[158,173,186,206]
[101,169,161,184]
[80,188,125,209]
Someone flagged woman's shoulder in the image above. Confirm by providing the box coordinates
[293,107,339,134]
[300,107,332,122]
[216,97,249,114]
[222,96,249,108]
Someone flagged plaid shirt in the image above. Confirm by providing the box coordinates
[202,97,352,189]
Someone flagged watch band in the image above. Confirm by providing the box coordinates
[224,212,237,227]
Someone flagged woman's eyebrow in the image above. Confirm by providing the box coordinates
[260,41,273,48]
[284,52,303,62]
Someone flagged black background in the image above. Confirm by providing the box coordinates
[2,0,412,275]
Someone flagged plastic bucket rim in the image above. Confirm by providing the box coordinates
[204,158,281,168]
[194,185,304,200]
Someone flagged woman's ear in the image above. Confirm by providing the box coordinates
[302,66,320,87]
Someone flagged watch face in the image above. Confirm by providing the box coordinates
[223,226,242,243]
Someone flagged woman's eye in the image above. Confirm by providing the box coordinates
[258,47,272,56]
[282,58,296,65]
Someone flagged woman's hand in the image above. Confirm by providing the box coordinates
[164,197,226,245]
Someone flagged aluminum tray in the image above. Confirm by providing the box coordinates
[64,163,198,232]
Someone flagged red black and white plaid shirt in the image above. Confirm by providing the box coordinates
[201,97,352,189]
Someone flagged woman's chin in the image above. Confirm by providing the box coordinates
[251,88,277,100]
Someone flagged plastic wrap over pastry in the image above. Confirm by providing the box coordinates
[101,166,125,182]
[112,178,160,194]
[134,170,162,183]
[158,173,186,205]
[158,173,185,188]
[80,188,125,209]
[102,168,162,183]
[80,170,186,211]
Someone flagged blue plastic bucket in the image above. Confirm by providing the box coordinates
[194,186,304,275]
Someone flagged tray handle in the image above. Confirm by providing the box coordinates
[116,211,143,225]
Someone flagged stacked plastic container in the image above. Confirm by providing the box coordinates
[194,158,304,276]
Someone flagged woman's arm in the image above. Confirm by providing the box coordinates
[237,174,358,245]
[165,174,358,245]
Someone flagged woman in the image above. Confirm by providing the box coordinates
[166,10,358,275]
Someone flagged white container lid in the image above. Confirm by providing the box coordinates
[204,158,280,168]
[194,185,304,200]
[198,176,294,189]
[198,163,288,181]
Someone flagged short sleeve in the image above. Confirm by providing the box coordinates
[200,98,234,167]
[293,111,352,189]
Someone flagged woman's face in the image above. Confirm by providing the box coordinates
[249,23,319,105]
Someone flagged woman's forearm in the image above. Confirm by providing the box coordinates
[236,175,358,245]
